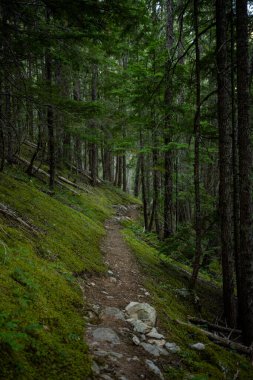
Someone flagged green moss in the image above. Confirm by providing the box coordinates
[122,226,253,380]
[0,170,136,379]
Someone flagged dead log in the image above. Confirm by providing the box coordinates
[15,156,80,195]
[176,319,252,355]
[57,176,91,193]
[188,316,242,335]
[68,163,103,185]
[0,203,39,234]
[23,140,37,149]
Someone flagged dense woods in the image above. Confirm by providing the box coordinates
[1,0,253,361]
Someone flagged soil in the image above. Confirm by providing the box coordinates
[83,205,168,379]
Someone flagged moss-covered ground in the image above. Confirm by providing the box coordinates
[0,168,136,379]
[122,221,253,380]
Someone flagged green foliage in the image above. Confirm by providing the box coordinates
[0,170,135,379]
[122,223,253,380]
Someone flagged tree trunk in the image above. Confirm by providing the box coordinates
[164,0,174,239]
[134,155,141,197]
[236,0,253,345]
[140,128,148,230]
[45,8,55,190]
[216,0,236,326]
[190,0,202,289]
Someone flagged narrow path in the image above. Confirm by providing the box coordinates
[83,205,167,380]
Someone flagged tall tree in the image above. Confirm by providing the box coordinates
[236,0,253,344]
[164,0,174,239]
[216,0,236,326]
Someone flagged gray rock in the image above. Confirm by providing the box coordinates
[190,342,205,351]
[102,307,125,321]
[101,375,113,380]
[146,327,164,340]
[145,359,164,380]
[165,342,181,353]
[109,277,117,283]
[132,335,140,345]
[92,328,120,344]
[141,342,168,357]
[125,302,157,326]
[91,361,100,376]
[148,338,166,347]
[108,270,114,276]
[126,318,151,334]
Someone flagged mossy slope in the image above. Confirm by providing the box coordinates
[123,224,253,380]
[0,171,135,379]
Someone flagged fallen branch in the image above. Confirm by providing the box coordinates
[176,319,252,355]
[15,156,80,195]
[68,163,103,185]
[188,316,242,335]
[57,176,91,193]
[0,203,39,234]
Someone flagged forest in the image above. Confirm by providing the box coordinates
[1,0,253,379]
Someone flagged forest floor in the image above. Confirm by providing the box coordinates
[83,205,168,379]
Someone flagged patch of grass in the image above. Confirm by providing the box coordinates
[122,226,253,380]
[0,169,137,379]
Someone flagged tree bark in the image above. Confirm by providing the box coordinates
[216,0,236,326]
[190,0,202,289]
[236,0,253,345]
[163,0,174,239]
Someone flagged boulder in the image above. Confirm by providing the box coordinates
[125,302,156,326]
[132,335,140,345]
[92,328,120,344]
[148,338,166,347]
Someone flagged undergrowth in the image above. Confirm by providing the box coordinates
[122,221,253,380]
[0,167,136,379]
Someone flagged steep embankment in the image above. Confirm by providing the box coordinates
[0,170,136,379]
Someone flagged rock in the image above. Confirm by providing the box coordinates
[144,292,150,296]
[146,327,164,340]
[102,307,125,321]
[90,282,96,287]
[141,342,168,357]
[102,290,108,295]
[148,338,166,347]
[92,328,120,344]
[132,335,140,345]
[91,361,100,376]
[94,350,123,360]
[125,302,156,326]
[165,342,181,353]
[190,342,205,351]
[108,270,114,276]
[127,318,151,334]
[145,360,164,380]
[109,277,117,283]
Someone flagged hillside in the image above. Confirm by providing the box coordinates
[0,169,253,379]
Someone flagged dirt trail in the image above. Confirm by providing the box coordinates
[83,205,167,380]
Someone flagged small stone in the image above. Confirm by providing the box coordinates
[145,360,164,380]
[146,328,165,340]
[190,342,205,351]
[141,342,168,357]
[108,270,114,276]
[144,292,150,296]
[92,328,120,344]
[109,277,117,283]
[101,375,113,380]
[148,338,166,347]
[127,318,151,334]
[102,291,108,295]
[132,335,140,345]
[90,282,96,287]
[165,342,181,353]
